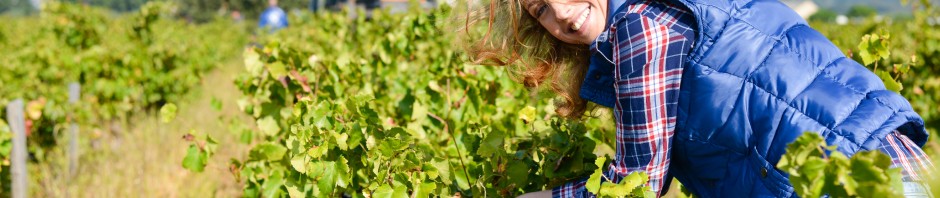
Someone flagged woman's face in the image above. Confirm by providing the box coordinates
[524,0,609,45]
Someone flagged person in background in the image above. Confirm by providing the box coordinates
[258,0,289,32]
[231,10,244,22]
[361,0,381,11]
[309,0,320,12]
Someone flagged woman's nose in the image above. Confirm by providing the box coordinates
[548,2,573,23]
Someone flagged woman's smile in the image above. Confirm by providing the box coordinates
[527,0,608,45]
[570,6,590,33]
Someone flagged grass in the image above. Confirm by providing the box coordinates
[31,57,254,197]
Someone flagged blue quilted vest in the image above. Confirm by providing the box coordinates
[577,0,930,197]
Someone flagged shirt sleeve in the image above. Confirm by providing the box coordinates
[879,130,935,182]
[552,12,692,198]
[609,12,689,194]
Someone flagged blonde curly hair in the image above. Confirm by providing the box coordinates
[462,0,593,119]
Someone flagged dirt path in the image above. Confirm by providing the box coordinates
[35,57,254,198]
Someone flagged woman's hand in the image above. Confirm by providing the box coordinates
[518,190,552,198]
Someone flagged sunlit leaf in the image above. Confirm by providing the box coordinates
[257,116,280,136]
[182,145,205,172]
[245,48,264,76]
[519,105,537,124]
[586,156,606,194]
[876,70,903,92]
[211,97,223,111]
[253,143,287,161]
[160,103,177,123]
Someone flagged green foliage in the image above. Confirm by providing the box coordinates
[777,133,903,197]
[0,119,8,198]
[211,97,224,111]
[808,8,839,23]
[0,0,38,15]
[857,34,892,66]
[814,0,940,137]
[857,33,910,93]
[1,0,933,197]
[174,0,311,23]
[160,103,178,123]
[63,0,150,12]
[225,4,609,197]
[182,132,219,172]
[0,119,10,164]
[219,0,940,197]
[585,157,654,198]
[0,1,247,191]
[847,5,878,18]
[0,0,247,149]
[586,157,606,193]
[183,144,207,172]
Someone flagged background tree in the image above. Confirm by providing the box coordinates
[0,0,38,15]
[809,8,839,22]
[847,4,878,18]
[176,0,309,23]
[0,0,309,23]
[68,0,150,12]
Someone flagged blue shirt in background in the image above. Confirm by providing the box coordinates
[258,6,289,31]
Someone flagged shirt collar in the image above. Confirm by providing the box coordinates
[607,0,628,20]
[589,0,632,51]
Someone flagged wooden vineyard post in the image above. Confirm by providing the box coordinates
[68,83,80,177]
[7,99,27,198]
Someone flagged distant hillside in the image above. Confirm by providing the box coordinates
[811,0,936,15]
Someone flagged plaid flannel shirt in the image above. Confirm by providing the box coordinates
[553,0,933,197]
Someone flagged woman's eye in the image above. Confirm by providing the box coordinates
[536,4,547,17]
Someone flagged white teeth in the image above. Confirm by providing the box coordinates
[572,8,590,31]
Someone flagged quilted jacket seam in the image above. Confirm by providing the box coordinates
[696,66,870,147]
[690,60,862,149]
[726,7,786,42]
[744,39,779,79]
[860,110,904,151]
[679,0,728,60]
[824,59,867,130]
[690,27,885,150]
[872,94,900,112]
[780,30,867,97]
[773,26,869,130]
[776,25,870,97]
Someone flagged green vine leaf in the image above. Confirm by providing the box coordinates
[586,156,606,194]
[262,171,285,198]
[858,34,891,66]
[252,143,287,161]
[182,144,206,172]
[876,70,903,92]
[476,130,505,156]
[211,97,223,111]
[519,105,537,124]
[373,185,395,198]
[777,133,903,198]
[257,116,280,136]
[245,48,264,76]
[160,103,177,123]
[413,182,437,198]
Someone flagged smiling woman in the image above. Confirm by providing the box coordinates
[523,0,609,45]
[467,0,694,196]
[505,0,697,196]
[465,0,934,197]
[464,0,594,121]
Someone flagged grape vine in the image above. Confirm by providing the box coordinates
[229,5,611,197]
